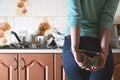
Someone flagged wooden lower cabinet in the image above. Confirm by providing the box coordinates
[3,53,120,80]
[113,54,120,80]
[54,54,67,80]
[0,53,67,80]
[0,54,17,80]
[19,53,54,80]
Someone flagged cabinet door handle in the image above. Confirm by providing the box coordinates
[14,58,18,70]
[21,57,26,70]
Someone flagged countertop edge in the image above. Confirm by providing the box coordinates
[0,49,63,53]
[0,48,120,53]
[112,48,120,53]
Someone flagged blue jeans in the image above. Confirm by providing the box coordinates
[62,35,114,80]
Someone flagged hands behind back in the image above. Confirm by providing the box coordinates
[72,50,90,70]
[90,54,107,71]
[72,50,107,71]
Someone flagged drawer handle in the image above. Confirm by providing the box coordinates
[14,58,18,70]
[21,57,26,70]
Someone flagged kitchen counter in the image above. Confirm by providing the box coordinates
[112,48,120,53]
[0,48,120,53]
[0,48,63,53]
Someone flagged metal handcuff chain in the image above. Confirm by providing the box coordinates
[65,49,108,67]
[65,49,108,56]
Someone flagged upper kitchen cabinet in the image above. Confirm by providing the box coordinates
[33,0,54,16]
[54,0,68,16]
[0,0,15,16]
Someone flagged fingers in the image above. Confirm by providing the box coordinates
[84,65,101,71]
[77,61,102,71]
[81,66,92,71]
[78,62,104,71]
[73,50,106,71]
[77,61,86,68]
[77,62,92,71]
[90,66,100,71]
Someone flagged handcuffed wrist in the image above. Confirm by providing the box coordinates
[100,53,108,57]
[71,49,79,52]
[71,49,83,52]
[71,49,108,57]
[103,54,108,56]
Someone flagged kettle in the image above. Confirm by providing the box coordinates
[35,36,47,48]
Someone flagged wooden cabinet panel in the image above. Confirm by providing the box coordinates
[113,54,120,80]
[113,54,120,64]
[0,53,66,80]
[54,54,67,80]
[114,65,120,80]
[19,53,54,80]
[0,54,17,80]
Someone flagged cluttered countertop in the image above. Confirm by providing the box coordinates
[0,28,65,53]
[0,27,120,53]
[0,30,120,53]
[1,21,120,54]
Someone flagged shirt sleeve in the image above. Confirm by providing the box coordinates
[68,0,82,28]
[99,0,119,30]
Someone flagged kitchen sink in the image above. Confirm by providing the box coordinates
[0,42,37,49]
[0,43,29,49]
[0,45,13,49]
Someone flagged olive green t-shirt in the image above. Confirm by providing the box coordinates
[66,0,119,38]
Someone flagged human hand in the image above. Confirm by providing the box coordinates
[72,50,92,70]
[89,54,107,71]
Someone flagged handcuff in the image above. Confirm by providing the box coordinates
[82,56,99,67]
[72,49,108,67]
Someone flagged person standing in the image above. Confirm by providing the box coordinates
[62,0,119,80]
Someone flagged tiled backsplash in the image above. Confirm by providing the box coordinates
[0,0,68,46]
[0,0,68,16]
[0,0,120,46]
[115,1,120,17]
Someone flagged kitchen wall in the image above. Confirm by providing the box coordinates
[0,0,68,45]
[0,0,120,46]
[109,1,120,48]
[114,1,120,24]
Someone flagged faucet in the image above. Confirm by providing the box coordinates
[11,31,22,43]
[11,31,32,49]
[11,31,25,48]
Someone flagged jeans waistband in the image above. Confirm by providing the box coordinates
[65,35,71,39]
[65,35,99,40]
